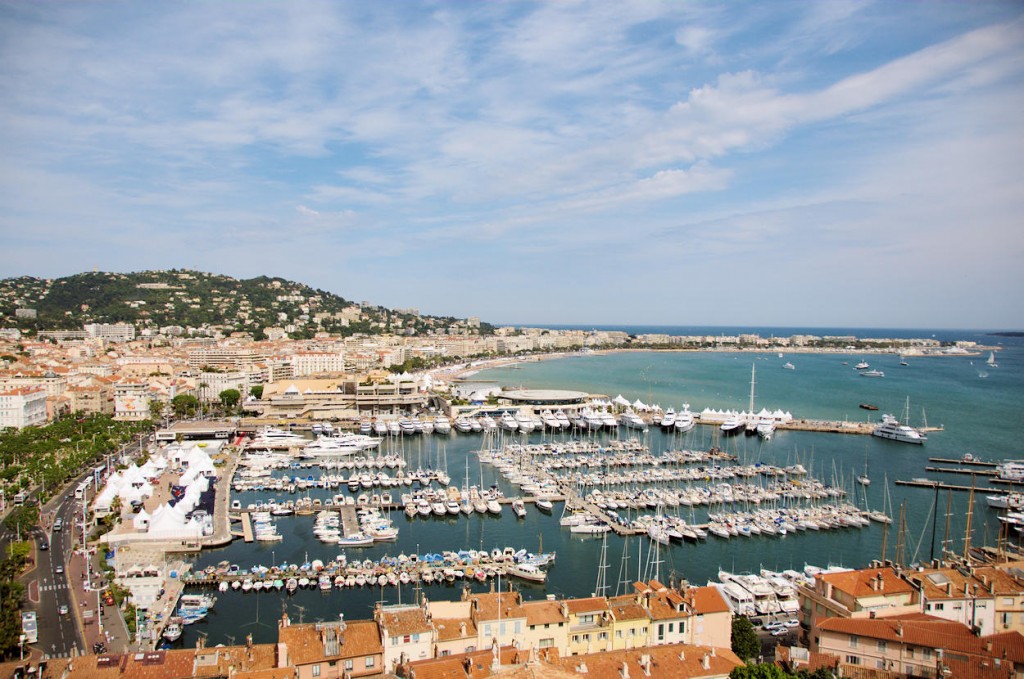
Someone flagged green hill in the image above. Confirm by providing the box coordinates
[0,270,490,339]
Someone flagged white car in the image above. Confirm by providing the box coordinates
[785,618,800,628]
[772,627,789,636]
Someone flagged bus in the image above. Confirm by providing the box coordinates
[74,480,90,501]
[12,491,27,506]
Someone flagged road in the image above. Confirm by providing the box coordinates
[1,432,150,659]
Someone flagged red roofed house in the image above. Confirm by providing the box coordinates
[817,613,1024,677]
[801,565,919,649]
[277,614,383,679]
[375,603,435,674]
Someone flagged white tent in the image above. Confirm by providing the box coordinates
[632,399,648,411]
[132,508,150,530]
[612,395,631,407]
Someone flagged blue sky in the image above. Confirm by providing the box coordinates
[1,2,1022,329]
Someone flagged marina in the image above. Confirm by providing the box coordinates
[86,342,1022,649]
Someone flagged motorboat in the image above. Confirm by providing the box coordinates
[782,362,795,370]
[505,562,546,583]
[512,499,527,518]
[433,415,452,434]
[660,408,676,428]
[860,369,885,378]
[855,361,870,370]
[162,617,183,642]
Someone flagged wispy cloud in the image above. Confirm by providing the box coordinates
[1,2,1022,326]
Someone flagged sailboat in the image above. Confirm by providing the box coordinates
[987,352,998,368]
[857,449,870,486]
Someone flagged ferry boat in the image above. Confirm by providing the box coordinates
[871,414,925,444]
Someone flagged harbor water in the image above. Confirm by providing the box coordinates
[177,329,1024,647]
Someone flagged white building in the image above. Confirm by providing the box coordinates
[291,351,347,376]
[84,323,136,342]
[0,388,48,429]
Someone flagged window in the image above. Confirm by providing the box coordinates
[515,621,521,634]
[583,634,590,643]
[539,638,554,648]
[668,622,674,633]
[878,640,887,652]
[616,630,623,639]
[922,648,932,659]
[440,650,450,657]
[311,665,321,678]
[580,614,594,625]
[344,660,353,670]
[598,632,607,641]
[499,622,506,636]
[544,623,550,629]
[850,635,859,648]
[391,637,399,646]
[876,659,886,669]
[412,633,419,643]
[630,628,637,636]
[572,635,579,643]
[657,624,664,641]
[403,635,411,643]
[365,657,374,668]
[934,603,945,611]
[907,647,914,659]
[845,655,861,665]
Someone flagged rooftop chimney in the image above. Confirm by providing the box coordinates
[639,653,651,676]
[620,660,630,679]
[576,661,589,674]
[701,653,711,670]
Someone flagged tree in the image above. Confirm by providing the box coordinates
[218,389,241,413]
[249,385,264,400]
[171,394,199,418]
[731,616,761,662]
[730,664,798,679]
[148,399,165,422]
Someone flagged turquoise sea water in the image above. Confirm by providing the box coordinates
[177,330,1023,647]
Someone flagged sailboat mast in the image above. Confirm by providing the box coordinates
[749,363,756,414]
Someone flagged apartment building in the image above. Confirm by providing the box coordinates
[375,604,433,674]
[817,613,1024,677]
[0,387,47,429]
[277,616,383,679]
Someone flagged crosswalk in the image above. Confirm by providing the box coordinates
[39,583,68,592]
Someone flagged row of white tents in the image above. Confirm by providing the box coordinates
[94,442,218,541]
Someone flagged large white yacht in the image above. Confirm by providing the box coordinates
[871,414,925,444]
[674,406,695,433]
[618,410,647,431]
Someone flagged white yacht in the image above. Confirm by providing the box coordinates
[872,414,925,444]
[660,408,676,429]
[600,410,618,429]
[433,415,452,434]
[454,416,474,433]
[618,410,647,431]
[720,413,745,437]
[860,369,885,378]
[514,410,536,433]
[499,412,519,431]
[997,461,1024,482]
[855,361,870,370]
[674,406,695,433]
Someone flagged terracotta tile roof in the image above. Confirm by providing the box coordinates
[690,585,730,614]
[379,606,434,636]
[819,615,1024,661]
[646,595,686,621]
[564,597,608,616]
[607,595,648,623]
[977,566,1024,595]
[821,566,915,598]
[407,645,532,679]
[553,643,743,679]
[434,616,478,642]
[279,620,382,666]
[905,567,995,601]
[522,600,567,627]
[472,592,526,622]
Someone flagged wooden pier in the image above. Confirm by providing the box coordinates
[924,466,997,477]
[929,457,997,468]
[241,513,254,543]
[339,505,360,538]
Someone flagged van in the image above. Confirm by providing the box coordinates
[53,519,63,531]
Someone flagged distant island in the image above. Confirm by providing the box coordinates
[987,332,1024,337]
